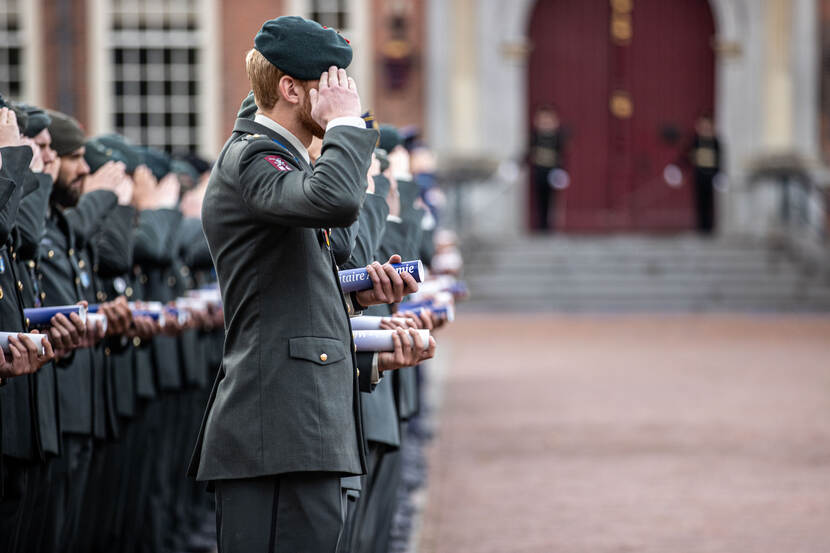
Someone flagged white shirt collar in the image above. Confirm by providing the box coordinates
[253,113,311,165]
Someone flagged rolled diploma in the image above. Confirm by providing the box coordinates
[398,303,455,323]
[338,260,425,293]
[353,329,431,352]
[349,316,411,331]
[0,332,47,355]
[86,313,108,334]
[24,305,87,328]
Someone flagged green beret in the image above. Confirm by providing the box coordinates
[378,124,401,153]
[170,158,199,182]
[96,133,143,173]
[84,136,129,173]
[16,103,51,138]
[254,16,352,80]
[137,146,171,181]
[238,91,257,120]
[47,110,86,156]
[375,148,390,173]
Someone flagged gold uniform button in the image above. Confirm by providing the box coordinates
[125,286,133,298]
[97,291,106,301]
[0,286,4,299]
[16,280,22,291]
[11,252,16,260]
[167,276,176,287]
[40,292,46,300]
[47,250,55,258]
[140,275,148,284]
[132,337,141,347]
[104,347,112,356]
[78,260,85,269]
[181,266,190,276]
[27,260,35,269]
[357,369,360,377]
[68,248,74,257]
[25,317,29,327]
[75,277,80,286]
[320,353,328,362]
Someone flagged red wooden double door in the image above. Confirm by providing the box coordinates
[528,0,716,231]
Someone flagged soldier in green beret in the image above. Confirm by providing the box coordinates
[188,15,432,552]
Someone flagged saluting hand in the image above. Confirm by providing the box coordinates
[0,107,20,148]
[309,66,361,129]
[20,136,44,172]
[132,165,158,210]
[84,161,127,194]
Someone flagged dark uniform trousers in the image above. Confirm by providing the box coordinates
[214,472,347,553]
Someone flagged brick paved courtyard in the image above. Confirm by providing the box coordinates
[419,315,830,553]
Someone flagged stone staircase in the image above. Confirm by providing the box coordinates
[460,235,830,312]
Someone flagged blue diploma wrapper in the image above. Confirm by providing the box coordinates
[338,260,425,293]
[398,302,455,323]
[0,332,48,355]
[353,329,431,352]
[24,305,87,329]
[349,316,410,331]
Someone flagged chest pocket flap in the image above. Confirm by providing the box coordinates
[289,337,347,366]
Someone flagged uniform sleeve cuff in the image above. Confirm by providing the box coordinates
[326,117,367,131]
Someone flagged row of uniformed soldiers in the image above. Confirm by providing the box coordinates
[0,95,224,553]
[0,86,456,552]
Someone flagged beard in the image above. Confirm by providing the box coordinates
[52,177,82,208]
[299,86,326,139]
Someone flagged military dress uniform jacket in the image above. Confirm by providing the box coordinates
[39,206,98,436]
[190,117,377,482]
[16,173,58,457]
[0,148,34,461]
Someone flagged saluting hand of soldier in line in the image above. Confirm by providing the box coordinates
[21,136,45,172]
[386,177,401,218]
[309,66,362,128]
[155,173,182,209]
[356,254,419,307]
[0,106,20,148]
[84,160,127,195]
[115,173,135,206]
[377,327,436,373]
[132,165,158,210]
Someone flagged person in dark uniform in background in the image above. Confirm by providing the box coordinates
[529,105,564,231]
[689,114,721,235]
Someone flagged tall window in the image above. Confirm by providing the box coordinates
[0,0,24,99]
[310,0,350,30]
[108,0,203,153]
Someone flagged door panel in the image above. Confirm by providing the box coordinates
[528,0,715,231]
